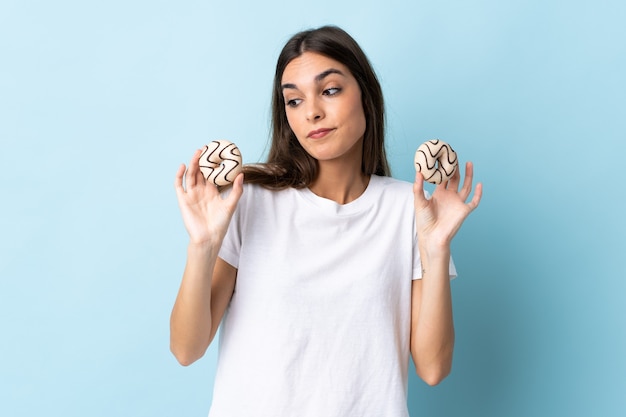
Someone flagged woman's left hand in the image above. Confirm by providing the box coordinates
[413,161,483,251]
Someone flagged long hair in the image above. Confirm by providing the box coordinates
[244,26,390,189]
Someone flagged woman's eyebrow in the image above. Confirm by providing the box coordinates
[281,68,346,91]
[315,68,345,82]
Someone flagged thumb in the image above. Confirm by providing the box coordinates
[224,172,244,211]
[413,172,427,210]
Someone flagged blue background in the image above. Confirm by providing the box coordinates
[1,0,624,416]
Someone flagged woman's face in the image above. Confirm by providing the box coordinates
[281,52,366,167]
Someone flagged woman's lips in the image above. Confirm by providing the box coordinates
[307,128,334,139]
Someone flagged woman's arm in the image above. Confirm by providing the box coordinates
[410,162,482,385]
[410,247,454,385]
[170,247,237,366]
[169,148,243,366]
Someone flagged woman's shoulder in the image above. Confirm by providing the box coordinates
[371,175,414,194]
[373,175,411,185]
[236,182,297,207]
[220,182,276,207]
[361,176,414,212]
[240,182,292,196]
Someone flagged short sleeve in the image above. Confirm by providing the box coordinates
[217,188,244,269]
[412,251,458,280]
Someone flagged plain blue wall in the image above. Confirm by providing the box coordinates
[1,0,624,416]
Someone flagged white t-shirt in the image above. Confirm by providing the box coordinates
[210,175,456,417]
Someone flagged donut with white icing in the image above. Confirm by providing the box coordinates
[198,140,243,186]
[414,139,458,184]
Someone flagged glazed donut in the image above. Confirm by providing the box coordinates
[414,139,458,184]
[198,139,243,186]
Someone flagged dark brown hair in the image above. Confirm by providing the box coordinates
[244,25,390,188]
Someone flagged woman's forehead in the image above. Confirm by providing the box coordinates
[281,52,351,84]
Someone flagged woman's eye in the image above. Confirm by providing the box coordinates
[286,98,302,107]
[323,87,341,96]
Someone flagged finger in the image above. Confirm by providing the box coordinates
[194,146,209,185]
[434,179,447,194]
[459,161,474,201]
[186,148,203,188]
[413,172,428,209]
[224,172,245,212]
[448,164,461,192]
[174,163,186,195]
[467,182,483,211]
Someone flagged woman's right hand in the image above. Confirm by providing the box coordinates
[174,148,244,246]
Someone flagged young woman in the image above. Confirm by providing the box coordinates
[171,26,482,417]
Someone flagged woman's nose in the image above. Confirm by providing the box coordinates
[306,99,324,121]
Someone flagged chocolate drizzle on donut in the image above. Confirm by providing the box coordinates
[199,140,243,186]
[414,139,458,184]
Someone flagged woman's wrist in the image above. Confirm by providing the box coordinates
[418,242,451,270]
[187,239,221,259]
[187,229,226,250]
[184,241,221,283]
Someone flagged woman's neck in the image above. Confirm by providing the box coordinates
[309,160,370,205]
